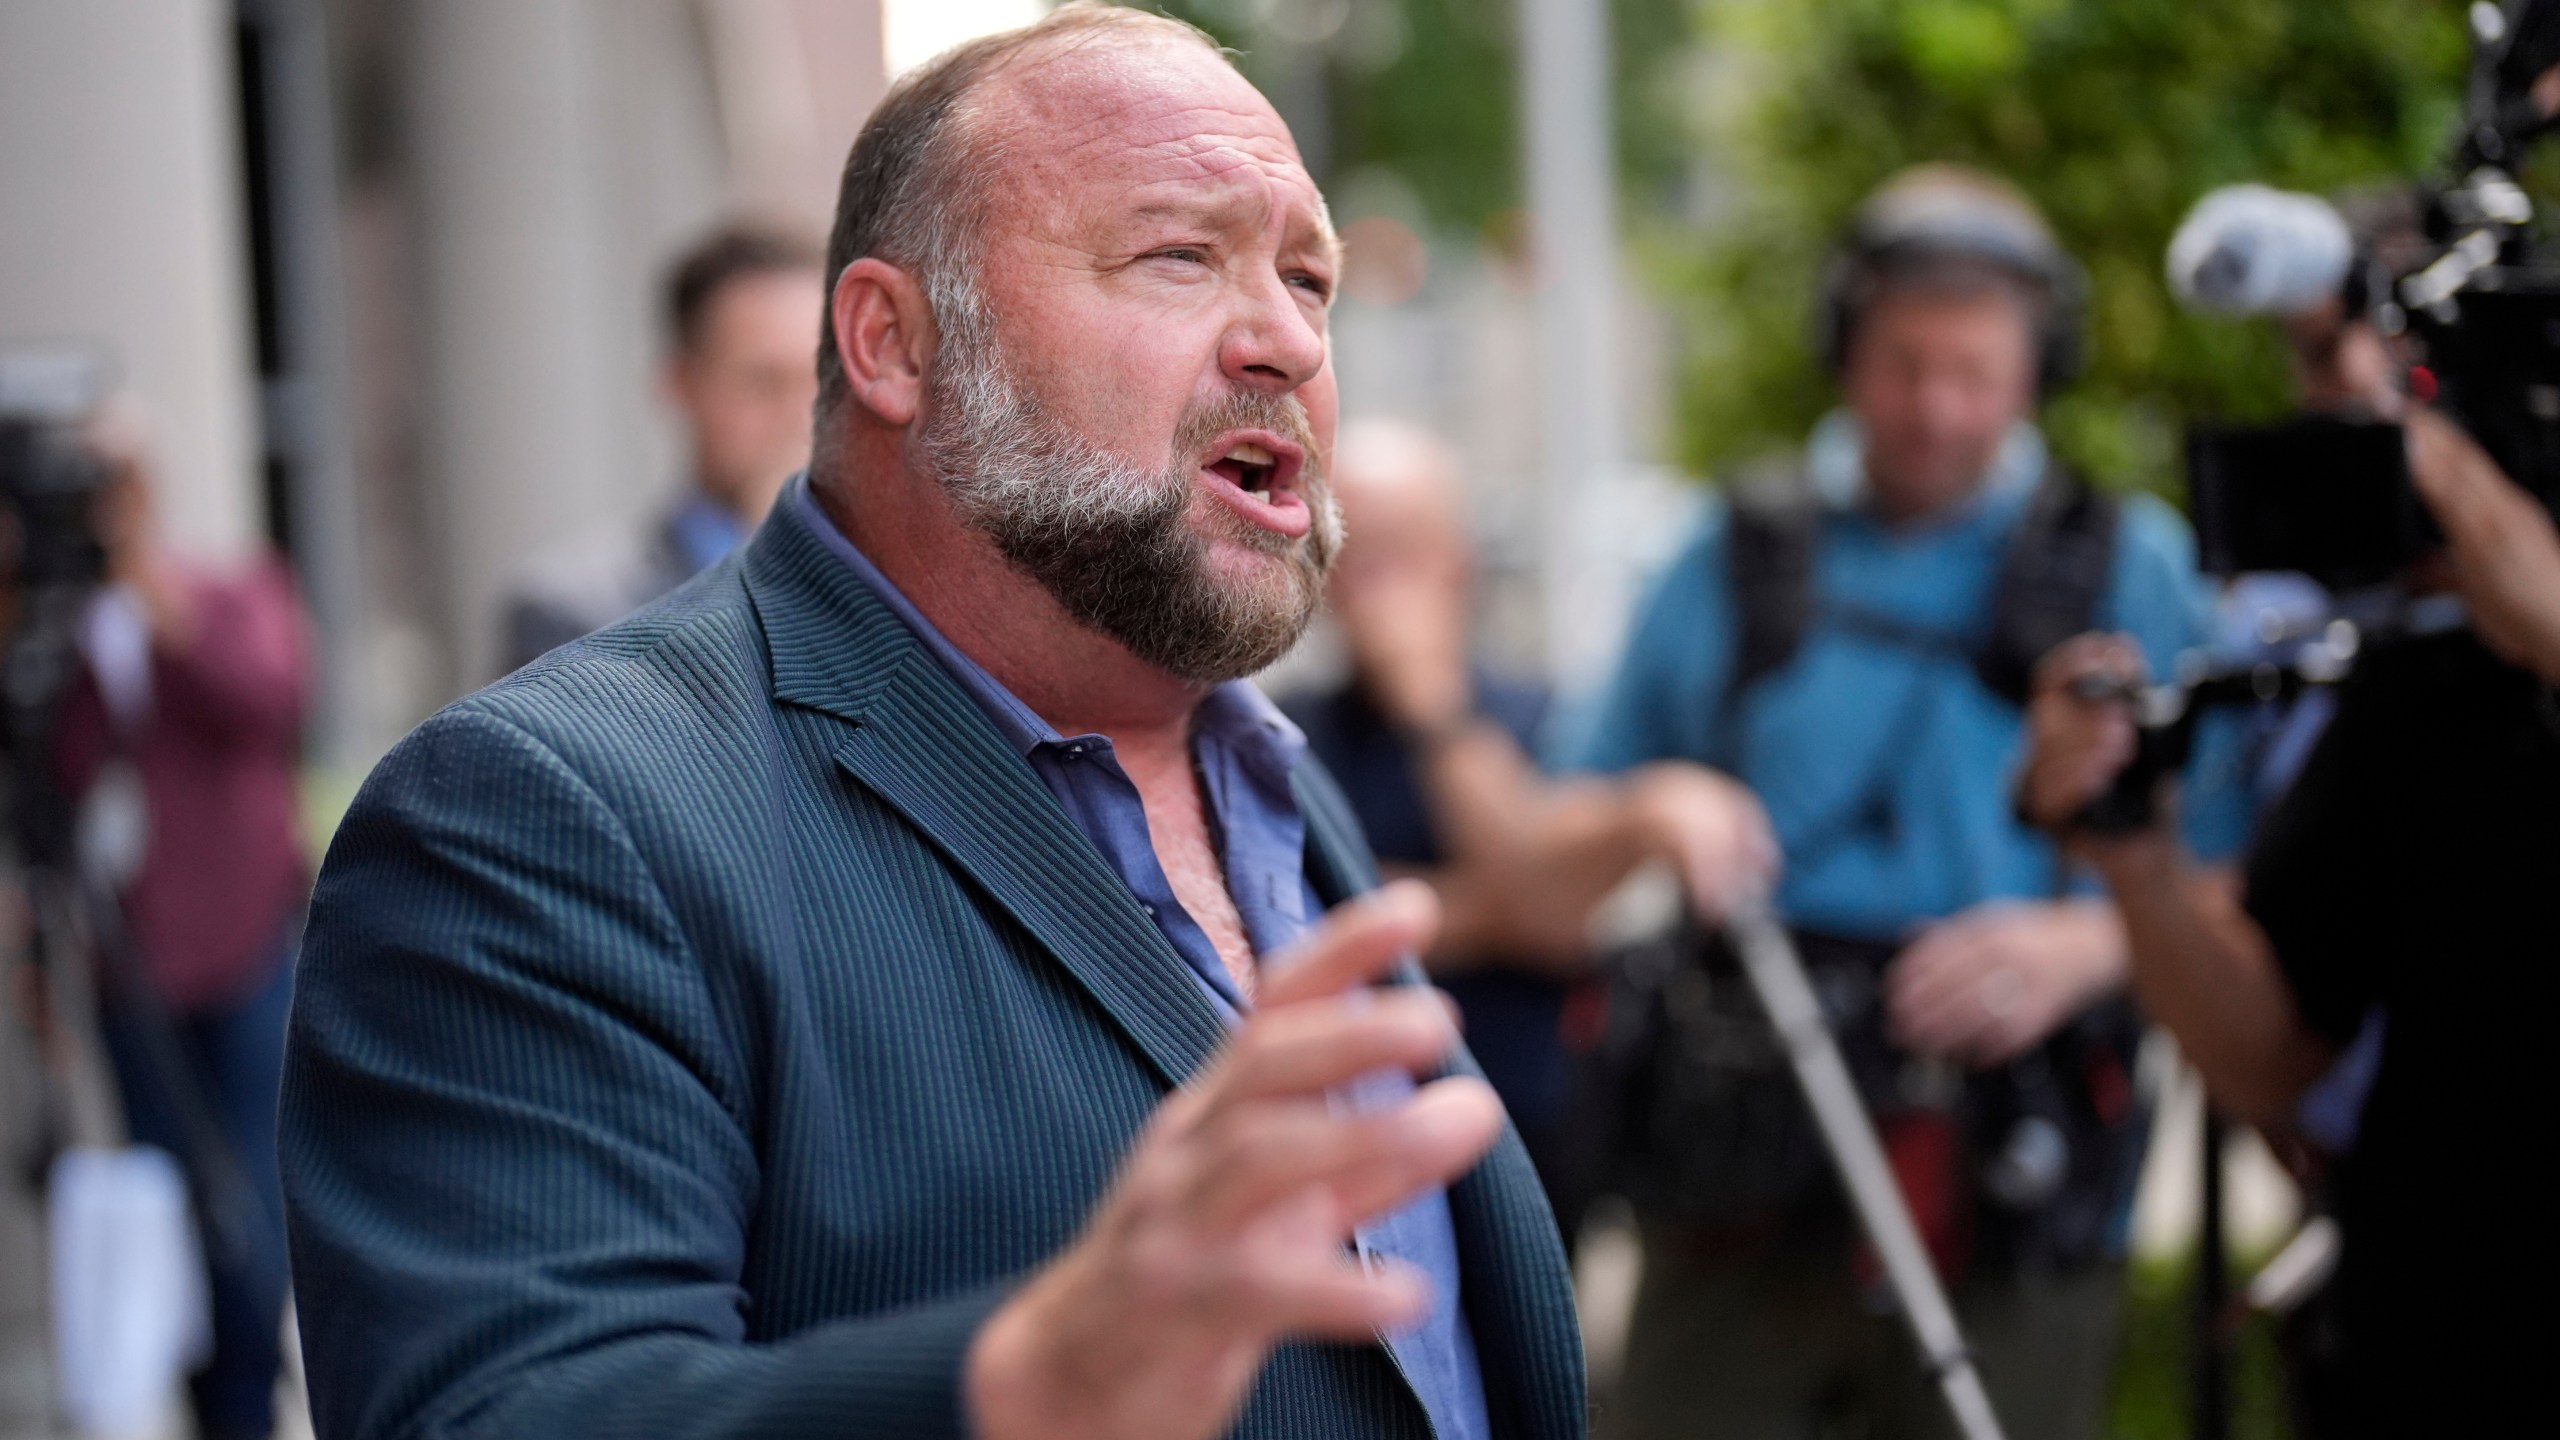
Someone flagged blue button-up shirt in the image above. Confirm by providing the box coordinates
[793,481,1488,1440]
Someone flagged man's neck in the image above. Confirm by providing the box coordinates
[1863,461,2003,531]
[811,458,1205,760]
[1867,486,1975,531]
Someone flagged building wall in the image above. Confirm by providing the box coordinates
[0,0,264,561]
[339,0,886,725]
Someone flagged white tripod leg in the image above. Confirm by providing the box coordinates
[1723,898,2008,1440]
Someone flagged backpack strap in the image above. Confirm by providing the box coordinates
[1725,467,1824,705]
[1717,460,2123,742]
[1973,468,2121,708]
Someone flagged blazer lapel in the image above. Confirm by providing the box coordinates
[743,502,1230,1093]
[1298,757,1589,1440]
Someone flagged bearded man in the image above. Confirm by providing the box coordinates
[276,9,1583,1440]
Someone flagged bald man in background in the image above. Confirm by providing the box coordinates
[1284,420,1773,1221]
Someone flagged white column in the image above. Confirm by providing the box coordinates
[1517,0,1627,686]
[402,0,629,689]
[0,0,263,560]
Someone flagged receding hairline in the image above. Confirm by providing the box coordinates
[919,10,1244,199]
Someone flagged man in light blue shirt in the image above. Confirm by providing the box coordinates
[1577,168,2235,1440]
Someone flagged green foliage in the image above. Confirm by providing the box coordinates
[1663,0,2471,495]
[2108,1251,2293,1439]
[1148,0,1693,235]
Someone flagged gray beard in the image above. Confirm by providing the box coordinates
[915,285,1340,684]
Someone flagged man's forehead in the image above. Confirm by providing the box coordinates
[973,37,1326,227]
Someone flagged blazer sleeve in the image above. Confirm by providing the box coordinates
[280,704,1008,1440]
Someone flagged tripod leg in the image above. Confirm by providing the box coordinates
[1725,901,2010,1440]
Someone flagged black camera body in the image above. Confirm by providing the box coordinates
[2,346,116,873]
[2189,415,2431,587]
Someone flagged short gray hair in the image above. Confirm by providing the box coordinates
[809,3,1228,461]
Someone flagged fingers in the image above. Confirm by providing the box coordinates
[1258,880,1439,1010]
[2019,633,2146,830]
[1193,986,1461,1110]
[1884,921,2009,1061]
[2030,631,2145,700]
[1887,902,2121,1065]
[1219,1202,1435,1338]
[1181,1076,1504,1236]
[1628,764,1781,921]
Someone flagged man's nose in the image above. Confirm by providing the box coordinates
[1218,274,1327,394]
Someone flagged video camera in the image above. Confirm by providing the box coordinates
[2170,0,2560,591]
[2,345,116,875]
[2068,1,2560,831]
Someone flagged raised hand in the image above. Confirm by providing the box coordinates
[964,881,1504,1440]
[2015,632,2150,838]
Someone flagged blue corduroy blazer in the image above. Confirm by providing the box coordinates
[280,499,1587,1440]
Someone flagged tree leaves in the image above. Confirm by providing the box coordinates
[1658,0,2469,496]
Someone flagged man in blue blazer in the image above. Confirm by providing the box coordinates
[279,7,1585,1439]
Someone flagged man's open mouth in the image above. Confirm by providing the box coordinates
[1197,431,1313,539]
[1207,440,1285,500]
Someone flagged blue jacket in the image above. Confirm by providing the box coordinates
[280,500,1586,1440]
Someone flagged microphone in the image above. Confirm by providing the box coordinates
[2166,185,2355,317]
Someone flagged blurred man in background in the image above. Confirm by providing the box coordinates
[2019,404,2560,1433]
[56,404,312,1440]
[502,222,822,671]
[1284,418,1773,1226]
[1574,167,2234,1438]
[2184,188,2423,1438]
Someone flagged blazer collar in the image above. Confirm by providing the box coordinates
[741,498,1234,1090]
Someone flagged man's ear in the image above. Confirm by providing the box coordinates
[832,258,932,428]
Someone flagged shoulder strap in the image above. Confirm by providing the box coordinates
[1717,461,2122,720]
[1973,466,2121,708]
[1725,466,1824,703]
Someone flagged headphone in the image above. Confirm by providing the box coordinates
[1816,167,2089,398]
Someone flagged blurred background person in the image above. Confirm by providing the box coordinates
[502,221,823,671]
[55,402,313,1440]
[2167,182,2431,1439]
[2016,400,2560,1432]
[1283,418,1774,1230]
[1571,167,2239,1439]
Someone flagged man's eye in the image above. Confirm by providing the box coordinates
[1150,247,1210,265]
[1289,272,1334,301]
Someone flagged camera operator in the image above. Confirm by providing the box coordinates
[47,403,312,1440]
[1576,166,2244,1439]
[2018,406,2560,1428]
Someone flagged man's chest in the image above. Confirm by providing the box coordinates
[1131,756,1264,998]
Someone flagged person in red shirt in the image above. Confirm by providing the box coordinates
[55,407,311,1440]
